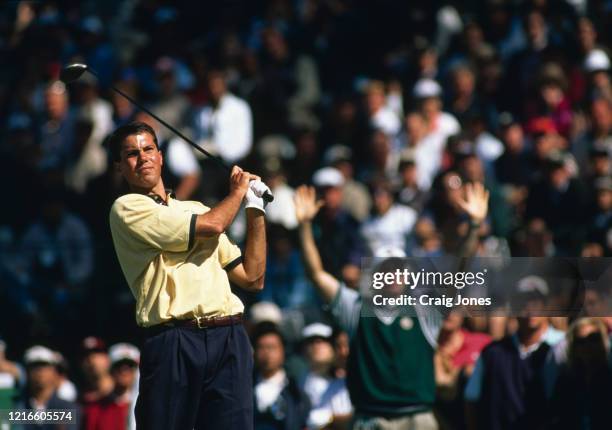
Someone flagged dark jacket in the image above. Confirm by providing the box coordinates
[254,373,310,430]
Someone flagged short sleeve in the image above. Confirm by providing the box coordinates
[110,195,194,252]
[328,284,362,339]
[217,232,242,270]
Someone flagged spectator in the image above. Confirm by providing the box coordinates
[38,81,75,170]
[364,81,401,139]
[149,57,190,143]
[311,167,363,285]
[294,183,488,430]
[79,337,114,404]
[18,346,80,428]
[82,343,140,430]
[550,318,612,429]
[360,178,417,255]
[0,337,23,409]
[403,111,446,191]
[193,69,253,164]
[55,353,77,403]
[300,323,352,430]
[413,78,460,144]
[464,276,565,430]
[253,322,310,430]
[396,151,429,213]
[324,145,372,222]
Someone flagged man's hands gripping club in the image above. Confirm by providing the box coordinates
[229,166,271,214]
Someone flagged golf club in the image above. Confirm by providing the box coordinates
[60,63,274,202]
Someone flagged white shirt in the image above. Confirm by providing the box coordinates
[193,93,253,163]
[302,372,352,429]
[361,204,418,255]
[255,369,287,412]
[165,137,201,177]
[430,111,461,141]
[412,132,447,190]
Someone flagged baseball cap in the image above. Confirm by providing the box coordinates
[109,343,140,366]
[249,301,283,325]
[413,78,442,99]
[584,49,610,73]
[323,145,352,165]
[312,167,345,188]
[527,117,558,136]
[302,323,333,341]
[24,346,60,366]
[81,336,107,355]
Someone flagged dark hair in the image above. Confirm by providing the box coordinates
[108,121,159,162]
[251,321,285,347]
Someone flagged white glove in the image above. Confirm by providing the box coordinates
[245,180,271,213]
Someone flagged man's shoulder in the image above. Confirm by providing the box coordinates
[109,193,155,218]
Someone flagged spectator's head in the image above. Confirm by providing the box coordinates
[24,346,60,394]
[155,56,178,97]
[578,17,597,53]
[249,301,283,326]
[262,27,288,61]
[109,121,163,192]
[253,322,285,378]
[369,129,392,170]
[514,276,549,333]
[538,63,567,110]
[206,69,227,103]
[584,49,611,90]
[590,98,612,135]
[415,39,438,76]
[456,147,485,183]
[405,111,428,144]
[109,343,140,392]
[324,145,354,180]
[44,81,69,121]
[80,336,110,381]
[332,329,349,375]
[398,150,418,187]
[413,79,443,121]
[441,310,465,332]
[451,64,476,98]
[499,112,524,153]
[528,117,560,161]
[525,10,547,49]
[544,151,571,189]
[365,80,386,115]
[370,177,395,215]
[594,176,612,211]
[312,167,344,212]
[567,317,610,369]
[584,287,609,317]
[589,140,611,177]
[302,323,335,374]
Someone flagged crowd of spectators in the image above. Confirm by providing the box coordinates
[1,0,612,429]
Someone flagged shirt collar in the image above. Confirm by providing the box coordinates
[146,189,175,206]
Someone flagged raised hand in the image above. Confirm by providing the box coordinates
[294,185,324,223]
[456,182,489,223]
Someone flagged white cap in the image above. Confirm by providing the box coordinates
[302,323,333,340]
[109,343,140,365]
[249,301,283,325]
[413,78,443,98]
[24,346,60,366]
[517,276,549,296]
[312,167,345,188]
[584,49,610,72]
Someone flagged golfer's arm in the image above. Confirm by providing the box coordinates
[228,209,266,291]
[299,221,339,303]
[195,190,244,236]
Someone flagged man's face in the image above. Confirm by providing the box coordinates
[116,133,163,191]
[305,338,334,368]
[255,333,285,375]
[81,351,110,379]
[28,364,59,391]
[111,362,138,390]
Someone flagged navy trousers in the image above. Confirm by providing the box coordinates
[135,323,254,430]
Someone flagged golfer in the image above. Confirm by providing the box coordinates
[108,121,267,429]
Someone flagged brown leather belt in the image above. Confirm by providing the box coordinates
[153,313,243,330]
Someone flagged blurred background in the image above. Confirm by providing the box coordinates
[0,0,611,429]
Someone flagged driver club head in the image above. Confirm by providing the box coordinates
[60,63,89,84]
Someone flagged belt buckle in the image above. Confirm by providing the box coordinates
[196,316,205,329]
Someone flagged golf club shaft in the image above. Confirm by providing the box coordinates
[84,67,273,202]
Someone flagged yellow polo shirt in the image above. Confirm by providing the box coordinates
[109,193,244,327]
